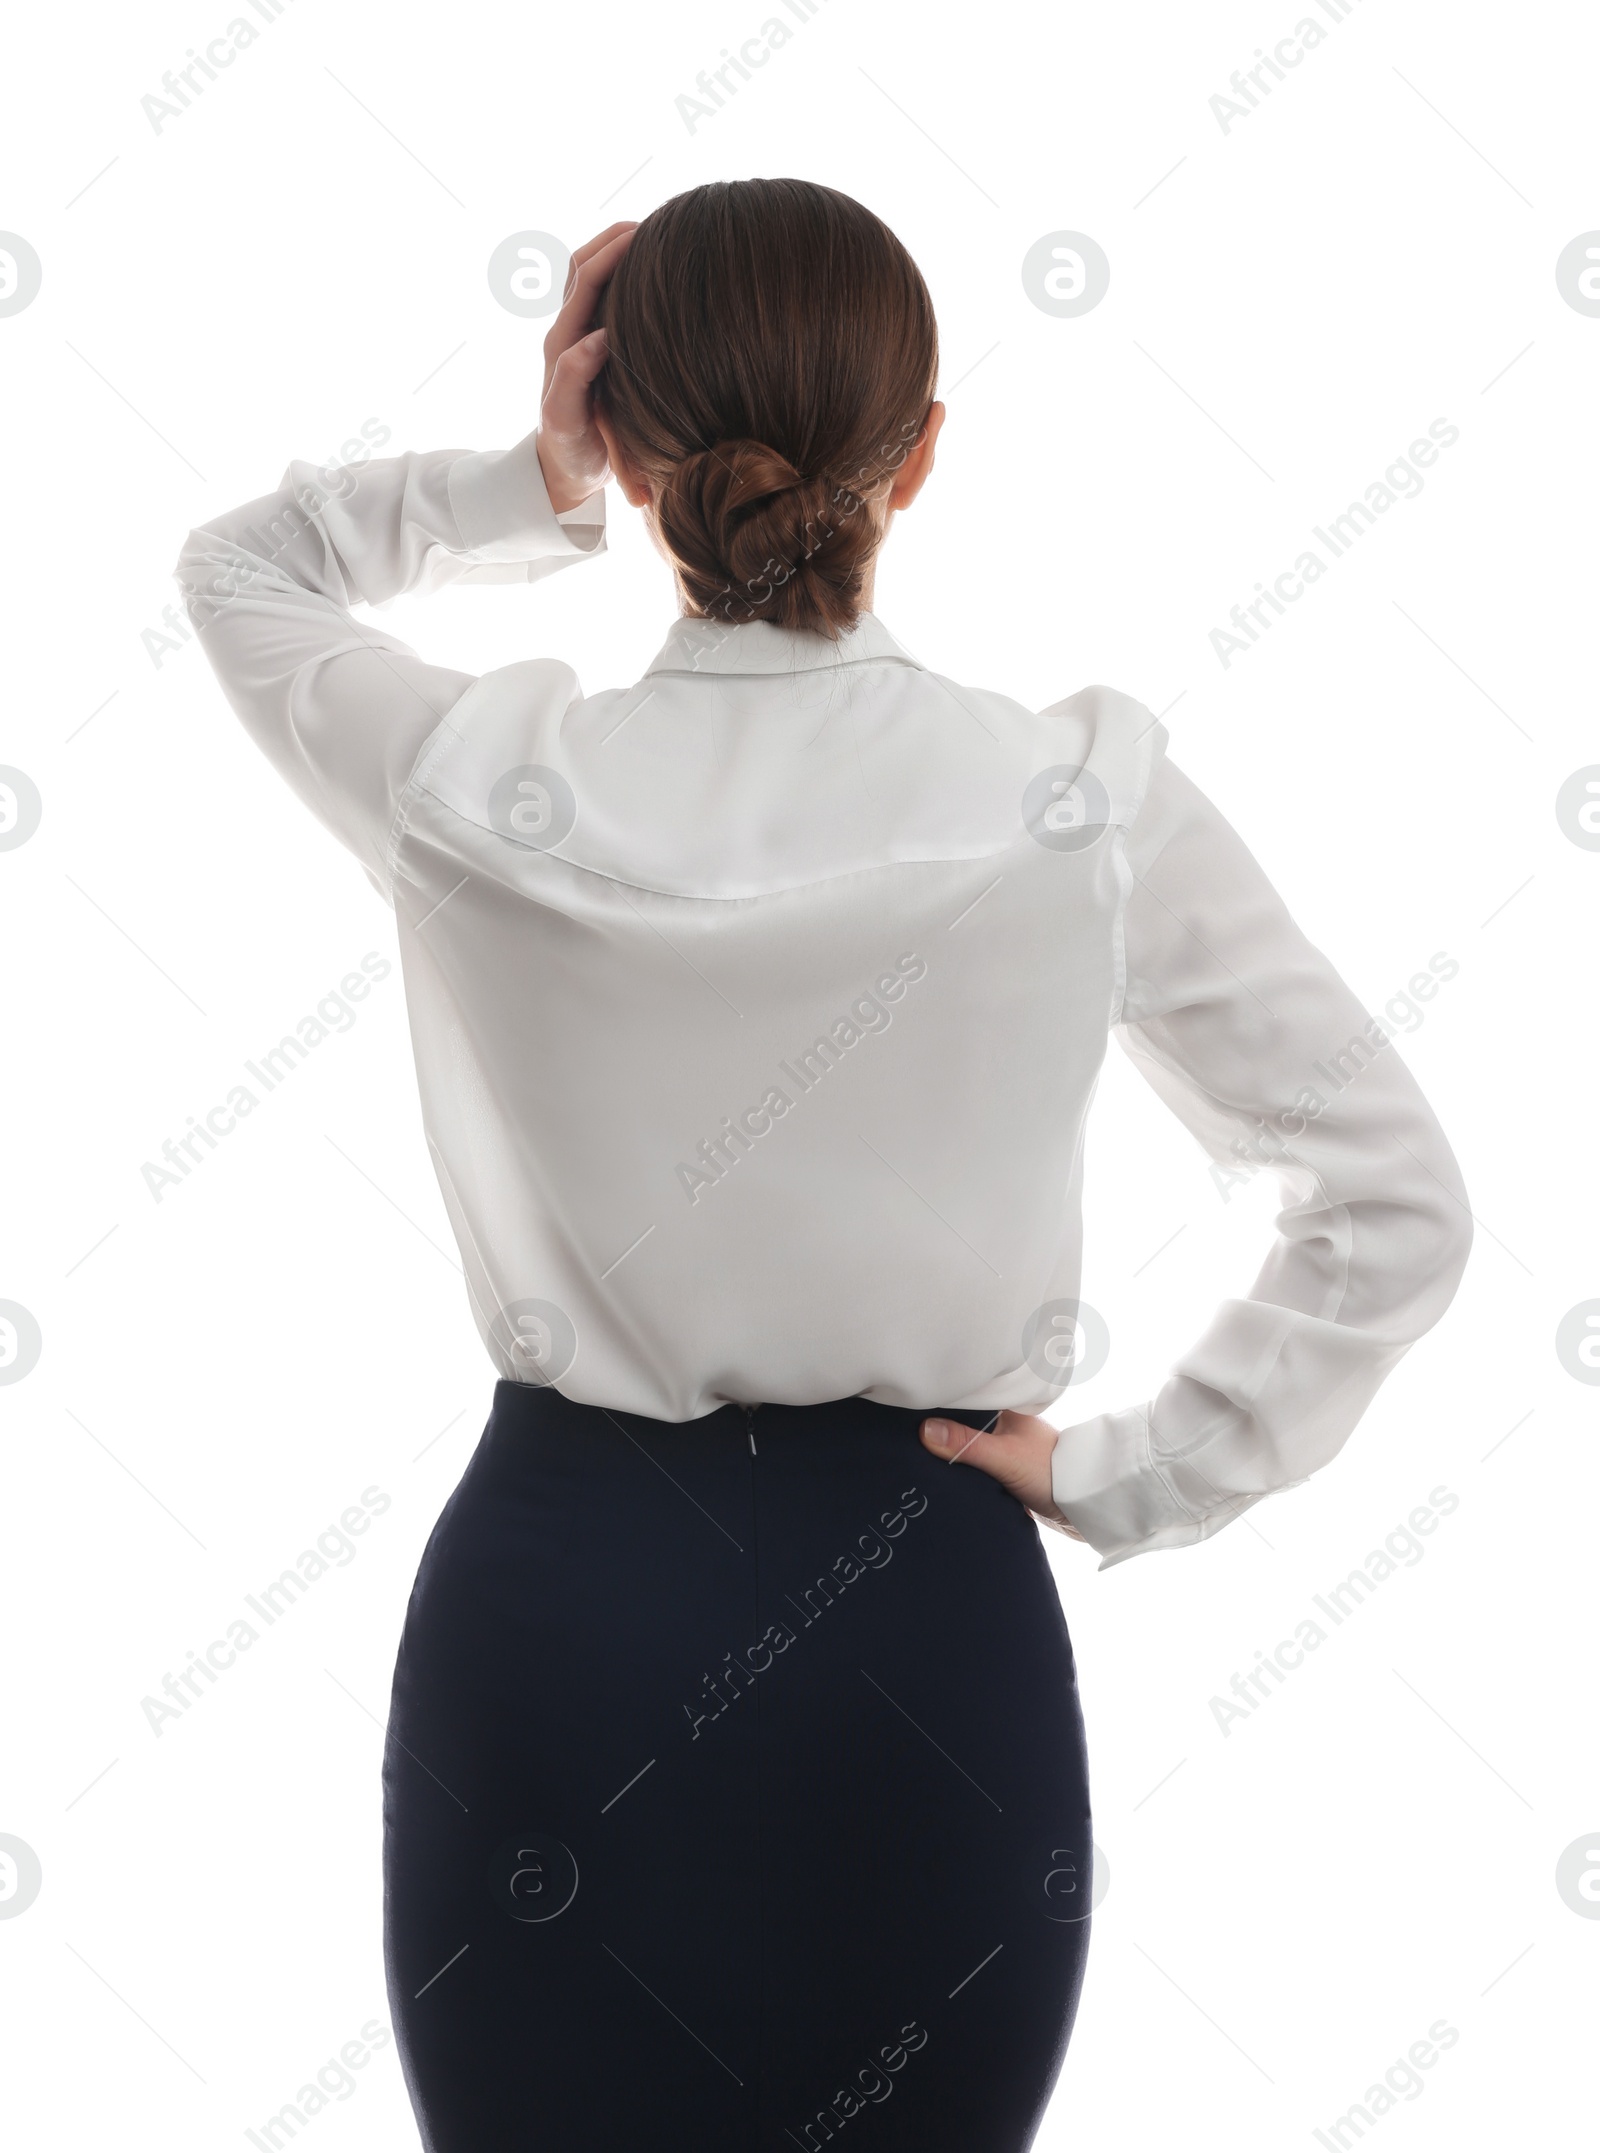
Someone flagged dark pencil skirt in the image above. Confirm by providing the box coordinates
[382,1380,1094,2151]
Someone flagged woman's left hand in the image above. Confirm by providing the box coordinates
[535,222,637,514]
[920,1412,1087,1540]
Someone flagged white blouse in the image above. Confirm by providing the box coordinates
[174,431,1472,1569]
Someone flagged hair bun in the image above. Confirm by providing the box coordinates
[592,178,938,638]
[703,438,809,507]
[654,438,877,636]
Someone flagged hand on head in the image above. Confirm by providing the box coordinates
[535,223,637,515]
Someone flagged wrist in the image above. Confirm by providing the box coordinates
[446,435,608,563]
[536,428,598,516]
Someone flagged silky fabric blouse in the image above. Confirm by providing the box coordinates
[173,431,1472,1569]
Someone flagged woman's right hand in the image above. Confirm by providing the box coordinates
[535,222,637,514]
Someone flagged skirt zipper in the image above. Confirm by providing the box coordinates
[744,1403,757,1455]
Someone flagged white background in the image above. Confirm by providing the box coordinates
[2,0,1596,2145]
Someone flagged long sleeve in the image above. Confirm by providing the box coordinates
[1049,752,1473,1570]
[173,429,607,897]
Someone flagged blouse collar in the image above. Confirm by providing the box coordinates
[640,610,923,679]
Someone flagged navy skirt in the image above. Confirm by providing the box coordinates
[382,1381,1093,2150]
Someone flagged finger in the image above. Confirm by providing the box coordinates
[564,221,640,285]
[920,1412,1071,1528]
[923,1408,1041,1447]
[559,324,610,388]
[919,1417,993,1467]
[548,229,635,352]
[540,328,610,434]
[542,233,632,394]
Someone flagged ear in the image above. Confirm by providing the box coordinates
[593,412,653,508]
[887,401,946,511]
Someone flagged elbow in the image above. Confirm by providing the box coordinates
[1432,1131,1475,1295]
[1428,1203,1473,1318]
[1347,1141,1474,1348]
[1405,1171,1473,1339]
[1443,1195,1474,1298]
[172,528,206,606]
[173,525,210,584]
[172,528,241,625]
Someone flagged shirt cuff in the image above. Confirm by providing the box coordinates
[447,431,608,564]
[1050,1408,1228,1571]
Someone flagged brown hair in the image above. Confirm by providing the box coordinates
[592,178,939,640]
